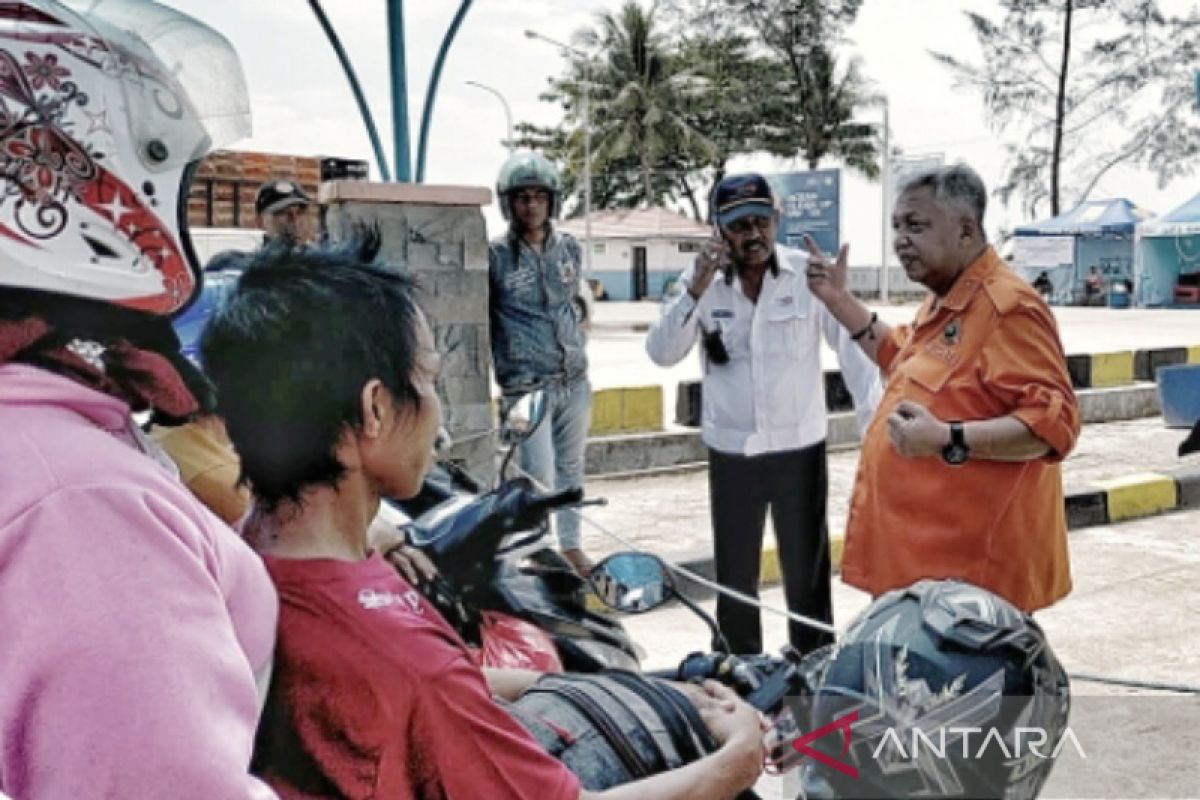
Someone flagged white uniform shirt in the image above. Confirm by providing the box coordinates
[646,245,882,456]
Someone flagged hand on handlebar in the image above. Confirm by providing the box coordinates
[384,543,439,586]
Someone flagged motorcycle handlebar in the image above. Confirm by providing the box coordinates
[522,486,585,517]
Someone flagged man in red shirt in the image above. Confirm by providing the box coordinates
[201,240,766,800]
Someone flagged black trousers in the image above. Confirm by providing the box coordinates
[708,443,834,655]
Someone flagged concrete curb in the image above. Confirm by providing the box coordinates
[589,385,663,437]
[656,464,1200,603]
[586,383,1160,477]
[580,345,1195,470]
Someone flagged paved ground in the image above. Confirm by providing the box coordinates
[619,507,1200,799]
[569,302,1200,797]
[575,415,1196,564]
[587,301,1200,425]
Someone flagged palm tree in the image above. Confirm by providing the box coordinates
[783,45,880,177]
[582,1,716,207]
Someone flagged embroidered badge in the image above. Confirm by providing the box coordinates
[942,319,961,345]
[712,308,735,319]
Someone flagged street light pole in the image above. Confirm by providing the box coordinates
[464,80,513,152]
[524,29,593,278]
[880,96,890,304]
[582,60,592,279]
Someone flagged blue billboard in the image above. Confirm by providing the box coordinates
[768,169,841,255]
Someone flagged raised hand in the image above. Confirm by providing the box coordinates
[688,233,731,300]
[802,233,850,305]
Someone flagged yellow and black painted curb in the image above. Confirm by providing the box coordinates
[634,465,1200,605]
[588,385,663,437]
[671,346,1200,425]
[1065,464,1200,528]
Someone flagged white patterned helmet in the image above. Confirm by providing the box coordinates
[0,0,250,316]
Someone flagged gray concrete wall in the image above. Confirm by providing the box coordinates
[321,182,495,483]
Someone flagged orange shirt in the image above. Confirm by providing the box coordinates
[842,247,1079,611]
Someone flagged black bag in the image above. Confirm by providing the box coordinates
[503,671,718,791]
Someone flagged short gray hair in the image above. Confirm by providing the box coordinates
[896,164,988,236]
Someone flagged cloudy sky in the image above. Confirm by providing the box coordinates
[163,0,1198,262]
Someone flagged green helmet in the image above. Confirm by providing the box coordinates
[497,151,562,222]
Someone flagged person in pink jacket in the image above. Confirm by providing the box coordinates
[0,2,277,797]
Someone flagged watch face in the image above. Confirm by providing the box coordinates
[943,443,969,466]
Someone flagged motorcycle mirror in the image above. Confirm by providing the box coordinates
[589,552,673,615]
[500,390,548,447]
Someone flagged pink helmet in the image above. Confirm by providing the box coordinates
[0,0,250,316]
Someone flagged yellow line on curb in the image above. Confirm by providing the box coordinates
[1089,351,1134,388]
[1096,472,1178,522]
[588,386,664,436]
[759,534,845,586]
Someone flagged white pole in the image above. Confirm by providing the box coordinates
[880,97,891,304]
[523,29,593,278]
[464,80,513,153]
[582,60,593,279]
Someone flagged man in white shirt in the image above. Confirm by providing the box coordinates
[646,174,881,654]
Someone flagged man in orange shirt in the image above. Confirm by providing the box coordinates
[804,164,1079,612]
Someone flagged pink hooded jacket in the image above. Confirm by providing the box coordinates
[0,364,278,799]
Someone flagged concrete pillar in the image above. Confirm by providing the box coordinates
[320,181,495,484]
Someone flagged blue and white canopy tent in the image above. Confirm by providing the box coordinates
[1135,193,1200,307]
[1012,199,1153,304]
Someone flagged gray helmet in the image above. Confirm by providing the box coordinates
[801,579,1070,800]
[497,151,562,222]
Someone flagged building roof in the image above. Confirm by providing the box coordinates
[558,206,710,241]
[1139,193,1200,237]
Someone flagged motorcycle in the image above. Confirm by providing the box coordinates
[388,391,644,673]
[586,550,827,780]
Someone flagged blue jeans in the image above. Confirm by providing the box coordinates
[517,377,592,551]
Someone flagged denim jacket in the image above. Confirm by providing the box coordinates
[489,229,588,393]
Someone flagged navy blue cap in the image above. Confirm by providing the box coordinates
[255,179,310,215]
[712,173,775,227]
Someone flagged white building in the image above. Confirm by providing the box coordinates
[559,207,711,301]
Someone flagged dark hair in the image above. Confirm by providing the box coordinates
[200,234,424,512]
[0,286,216,419]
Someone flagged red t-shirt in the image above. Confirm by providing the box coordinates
[254,553,581,800]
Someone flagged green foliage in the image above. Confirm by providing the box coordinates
[932,0,1200,218]
[514,0,880,219]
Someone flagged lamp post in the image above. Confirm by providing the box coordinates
[879,95,890,304]
[523,29,592,279]
[464,80,513,153]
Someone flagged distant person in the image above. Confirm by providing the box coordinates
[255,179,316,246]
[646,173,881,656]
[1032,270,1054,302]
[489,151,594,576]
[804,163,1079,613]
[1085,265,1104,304]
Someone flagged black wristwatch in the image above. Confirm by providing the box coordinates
[942,421,970,466]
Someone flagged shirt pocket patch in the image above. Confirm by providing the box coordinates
[901,348,955,394]
[763,301,806,358]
